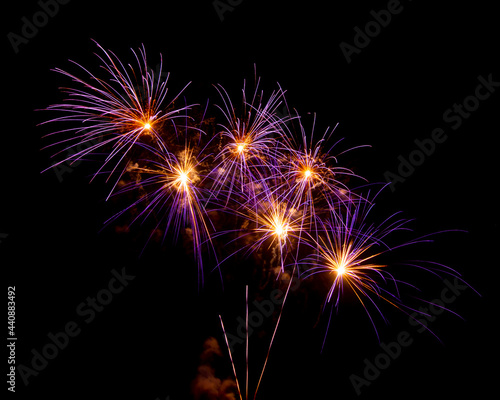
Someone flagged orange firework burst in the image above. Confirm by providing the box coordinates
[106,138,215,286]
[278,114,369,231]
[299,196,432,347]
[208,78,292,203]
[41,40,192,195]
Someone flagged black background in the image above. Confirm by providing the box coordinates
[3,0,499,399]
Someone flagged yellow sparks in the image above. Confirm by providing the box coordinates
[174,169,191,190]
[274,222,287,238]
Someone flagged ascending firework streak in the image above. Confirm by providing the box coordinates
[219,272,297,400]
[41,42,477,400]
[219,313,243,400]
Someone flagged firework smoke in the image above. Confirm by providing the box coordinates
[191,337,238,400]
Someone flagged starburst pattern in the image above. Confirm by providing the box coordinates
[40,42,477,400]
[40,40,192,197]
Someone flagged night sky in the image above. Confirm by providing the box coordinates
[3,1,499,399]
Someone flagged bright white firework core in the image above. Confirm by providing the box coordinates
[274,223,288,237]
[178,172,189,185]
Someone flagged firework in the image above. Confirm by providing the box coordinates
[299,191,470,348]
[207,76,292,204]
[40,40,193,197]
[278,113,368,231]
[105,135,216,286]
[212,167,311,277]
[40,42,477,400]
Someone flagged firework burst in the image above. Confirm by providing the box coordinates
[105,135,216,286]
[278,114,368,231]
[41,40,193,197]
[299,191,471,349]
[208,76,292,204]
[240,190,306,273]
